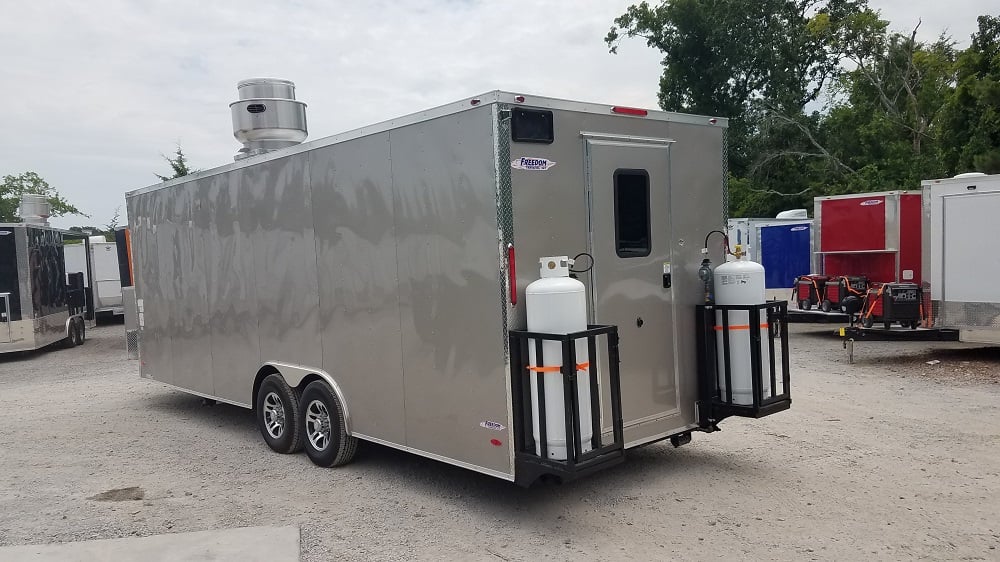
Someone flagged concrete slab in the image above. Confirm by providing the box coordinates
[0,525,300,561]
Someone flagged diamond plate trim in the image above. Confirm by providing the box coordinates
[494,104,514,358]
[722,127,730,222]
[935,300,1000,329]
[126,330,139,359]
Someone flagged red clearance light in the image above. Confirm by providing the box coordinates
[514,95,525,103]
[507,243,517,306]
[611,106,648,117]
[470,98,481,106]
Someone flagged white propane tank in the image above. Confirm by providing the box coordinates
[713,255,772,405]
[525,256,593,460]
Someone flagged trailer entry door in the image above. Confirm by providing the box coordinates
[584,135,677,439]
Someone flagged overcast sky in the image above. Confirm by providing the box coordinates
[0,1,989,229]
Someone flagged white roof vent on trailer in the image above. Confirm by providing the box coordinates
[775,209,808,219]
[230,78,308,161]
[953,172,987,178]
[19,194,50,226]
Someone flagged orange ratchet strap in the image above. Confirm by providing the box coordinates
[527,362,591,373]
[714,323,769,331]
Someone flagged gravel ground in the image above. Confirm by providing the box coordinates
[0,322,998,561]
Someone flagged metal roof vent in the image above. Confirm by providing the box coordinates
[230,78,308,161]
[19,194,51,226]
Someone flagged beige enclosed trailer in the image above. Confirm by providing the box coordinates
[126,84,790,485]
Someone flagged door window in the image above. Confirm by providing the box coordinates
[613,169,651,257]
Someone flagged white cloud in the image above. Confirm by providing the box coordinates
[0,0,986,227]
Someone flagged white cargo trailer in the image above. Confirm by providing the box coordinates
[64,238,125,319]
[125,82,790,485]
[923,173,1000,344]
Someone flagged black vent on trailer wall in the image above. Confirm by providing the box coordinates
[0,228,21,321]
[511,108,554,144]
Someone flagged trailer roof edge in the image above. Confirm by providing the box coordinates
[126,91,728,199]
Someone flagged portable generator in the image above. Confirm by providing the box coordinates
[823,275,868,313]
[860,282,922,329]
[794,274,829,310]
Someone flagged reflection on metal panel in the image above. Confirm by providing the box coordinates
[208,172,262,404]
[246,157,322,370]
[169,181,213,396]
[390,106,510,474]
[310,134,406,444]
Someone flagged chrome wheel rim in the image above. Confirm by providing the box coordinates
[305,400,332,451]
[262,392,285,439]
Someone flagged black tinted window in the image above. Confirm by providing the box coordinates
[614,170,651,257]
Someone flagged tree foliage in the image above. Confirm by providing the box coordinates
[939,15,1000,174]
[155,145,197,181]
[608,2,1000,217]
[0,171,86,222]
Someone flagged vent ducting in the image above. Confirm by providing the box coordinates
[19,194,51,226]
[230,78,308,161]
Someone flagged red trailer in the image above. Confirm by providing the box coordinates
[813,191,922,285]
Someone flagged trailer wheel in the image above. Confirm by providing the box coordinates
[74,320,85,346]
[300,381,358,468]
[798,300,810,310]
[883,321,891,330]
[862,316,874,329]
[255,374,303,454]
[821,300,832,313]
[63,320,82,348]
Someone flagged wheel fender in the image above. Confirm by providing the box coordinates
[260,361,353,436]
[64,315,81,338]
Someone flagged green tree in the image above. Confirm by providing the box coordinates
[0,171,86,222]
[939,15,1000,174]
[606,0,876,178]
[774,26,958,196]
[155,145,197,181]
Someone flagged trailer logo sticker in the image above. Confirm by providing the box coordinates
[511,157,556,171]
[860,199,883,206]
[480,420,506,431]
[790,226,808,231]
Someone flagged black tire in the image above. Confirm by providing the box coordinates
[63,318,83,348]
[255,374,303,454]
[798,300,810,310]
[300,381,358,468]
[74,320,85,346]
[883,321,891,330]
[862,316,874,329]
[63,325,78,348]
[821,300,832,313]
[909,320,919,330]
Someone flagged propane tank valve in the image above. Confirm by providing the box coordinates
[698,248,714,304]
